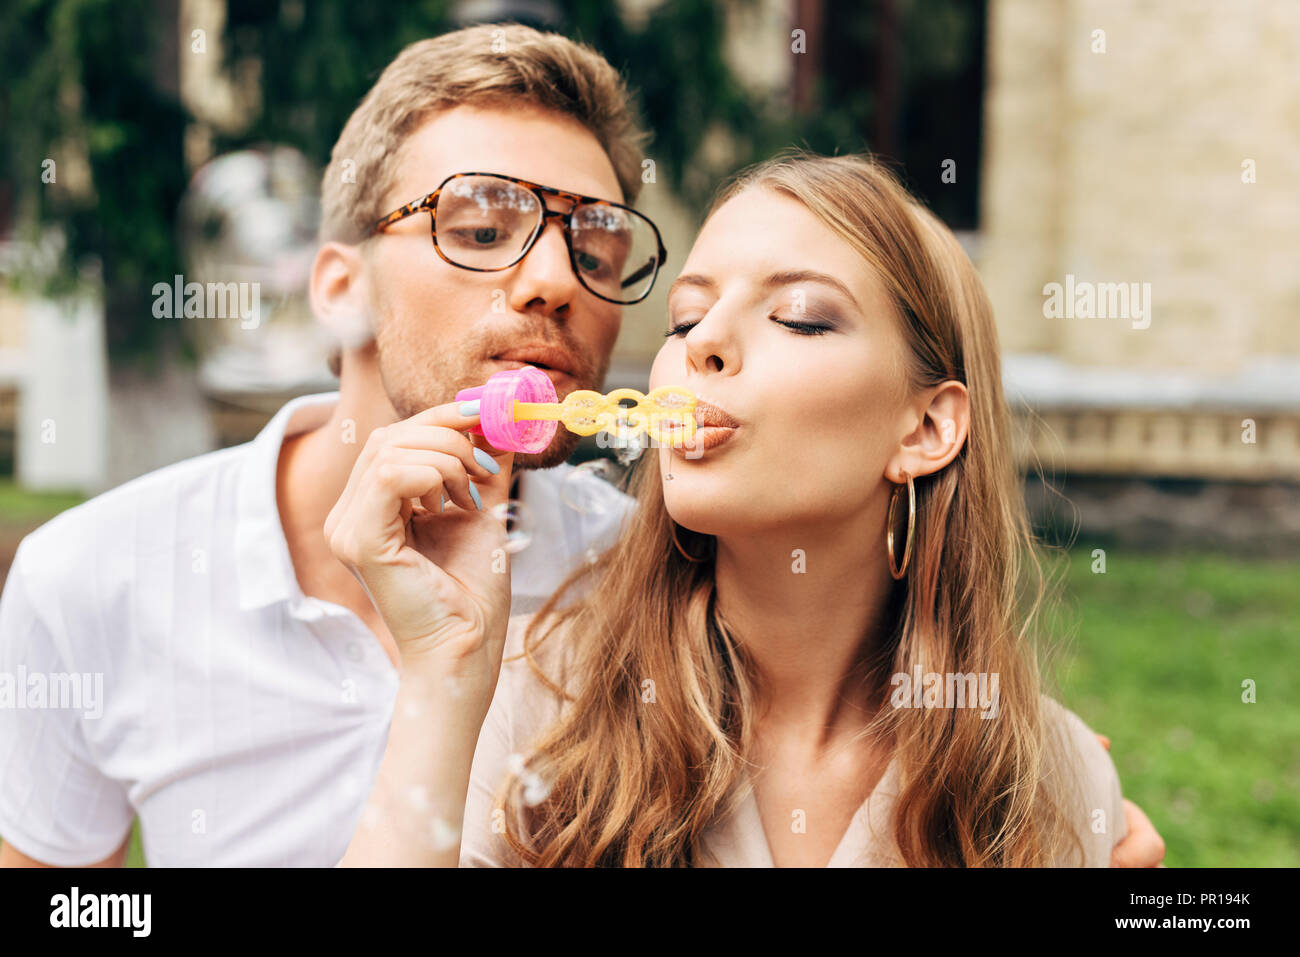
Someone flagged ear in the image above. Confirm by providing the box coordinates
[885,380,970,484]
[309,240,373,347]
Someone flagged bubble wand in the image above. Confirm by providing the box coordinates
[455,366,697,454]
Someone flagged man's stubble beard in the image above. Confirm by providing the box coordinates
[372,313,610,472]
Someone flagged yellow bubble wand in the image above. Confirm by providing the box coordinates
[456,367,697,453]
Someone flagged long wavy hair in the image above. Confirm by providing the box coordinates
[497,151,1084,867]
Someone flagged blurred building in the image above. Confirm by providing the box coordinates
[983,0,1300,485]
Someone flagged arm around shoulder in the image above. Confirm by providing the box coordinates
[1040,696,1128,867]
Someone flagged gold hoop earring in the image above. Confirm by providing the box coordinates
[886,471,915,580]
[670,522,708,563]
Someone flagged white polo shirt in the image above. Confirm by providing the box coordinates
[0,392,635,867]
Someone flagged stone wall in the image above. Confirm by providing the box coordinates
[982,0,1300,484]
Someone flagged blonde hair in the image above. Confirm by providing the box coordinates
[499,151,1085,867]
[321,23,649,376]
[321,23,648,244]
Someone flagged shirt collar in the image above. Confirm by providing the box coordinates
[235,392,340,612]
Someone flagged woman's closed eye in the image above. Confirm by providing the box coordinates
[663,315,833,338]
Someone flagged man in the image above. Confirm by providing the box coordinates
[0,23,1164,868]
[0,23,645,867]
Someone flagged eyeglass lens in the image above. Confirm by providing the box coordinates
[435,175,659,303]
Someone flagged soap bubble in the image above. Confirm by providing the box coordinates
[522,775,552,807]
[613,431,646,466]
[506,752,552,807]
[429,816,461,852]
[501,748,548,806]
[603,408,647,465]
[489,499,534,554]
[560,459,623,515]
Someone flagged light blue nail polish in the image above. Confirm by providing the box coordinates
[468,483,483,511]
[458,400,480,416]
[439,494,445,513]
[474,448,500,474]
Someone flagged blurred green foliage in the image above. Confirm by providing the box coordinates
[0,0,188,364]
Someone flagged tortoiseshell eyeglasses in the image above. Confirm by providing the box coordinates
[371,171,668,305]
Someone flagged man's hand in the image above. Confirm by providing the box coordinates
[1097,734,1168,867]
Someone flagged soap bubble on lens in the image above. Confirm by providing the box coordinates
[489,499,534,554]
[560,459,624,515]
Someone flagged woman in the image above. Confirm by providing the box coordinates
[327,151,1127,867]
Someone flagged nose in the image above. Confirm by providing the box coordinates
[507,209,581,317]
[683,301,739,377]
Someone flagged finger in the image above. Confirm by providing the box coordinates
[421,450,481,513]
[465,435,514,512]
[403,399,486,434]
[379,422,505,481]
[351,463,451,556]
[372,449,479,513]
[335,423,402,519]
[1111,799,1167,868]
[336,400,486,514]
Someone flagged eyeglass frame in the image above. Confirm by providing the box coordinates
[370,171,669,305]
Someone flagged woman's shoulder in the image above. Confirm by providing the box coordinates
[1038,695,1128,866]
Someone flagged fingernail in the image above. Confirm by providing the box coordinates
[439,494,445,513]
[473,447,500,474]
[468,483,483,511]
[458,400,480,416]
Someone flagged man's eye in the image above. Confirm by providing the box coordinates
[450,226,505,245]
[575,250,606,275]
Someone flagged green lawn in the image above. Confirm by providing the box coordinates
[2,471,1296,867]
[0,480,84,526]
[1044,546,1300,867]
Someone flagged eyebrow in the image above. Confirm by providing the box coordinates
[668,270,859,308]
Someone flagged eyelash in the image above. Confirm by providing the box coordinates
[663,317,831,338]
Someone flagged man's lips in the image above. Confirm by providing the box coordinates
[491,344,579,378]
